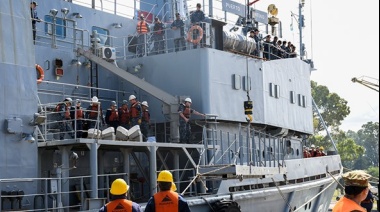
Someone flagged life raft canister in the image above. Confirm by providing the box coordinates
[187,25,203,44]
[36,64,44,84]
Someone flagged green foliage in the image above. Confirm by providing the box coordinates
[311,81,350,133]
[357,122,379,166]
[337,138,365,169]
[367,166,379,181]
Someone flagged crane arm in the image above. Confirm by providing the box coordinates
[351,76,379,92]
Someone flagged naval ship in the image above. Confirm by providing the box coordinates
[0,0,342,211]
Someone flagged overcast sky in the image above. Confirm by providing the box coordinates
[251,0,379,132]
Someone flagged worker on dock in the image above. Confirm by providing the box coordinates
[144,170,190,212]
[333,170,372,212]
[99,178,142,212]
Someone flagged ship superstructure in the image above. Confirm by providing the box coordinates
[0,0,341,211]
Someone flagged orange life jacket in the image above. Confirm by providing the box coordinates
[76,107,83,119]
[105,199,133,212]
[130,102,141,118]
[137,21,149,34]
[332,196,366,212]
[108,109,119,122]
[119,107,130,124]
[154,191,179,212]
[89,105,100,119]
[183,107,191,118]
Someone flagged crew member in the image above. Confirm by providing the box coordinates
[119,100,130,129]
[144,170,191,212]
[30,1,41,44]
[178,98,205,143]
[171,13,186,52]
[136,14,150,57]
[55,98,74,140]
[332,170,372,212]
[141,101,150,141]
[190,3,205,48]
[153,17,165,54]
[99,178,142,212]
[129,95,142,128]
[70,99,84,138]
[105,101,119,132]
[86,96,104,129]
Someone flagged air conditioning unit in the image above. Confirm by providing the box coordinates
[100,47,116,60]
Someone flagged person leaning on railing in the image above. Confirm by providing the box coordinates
[190,3,205,48]
[171,13,186,52]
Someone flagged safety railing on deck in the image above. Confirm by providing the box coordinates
[36,81,157,142]
[0,173,129,211]
[201,124,293,168]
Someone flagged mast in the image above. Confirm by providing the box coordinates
[299,0,305,60]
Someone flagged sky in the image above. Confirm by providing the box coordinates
[251,0,379,132]
[75,0,379,132]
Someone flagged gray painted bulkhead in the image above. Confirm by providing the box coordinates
[0,0,39,186]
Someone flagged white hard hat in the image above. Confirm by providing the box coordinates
[141,101,149,107]
[111,101,117,106]
[64,97,72,102]
[91,96,99,103]
[184,98,192,103]
[311,144,315,148]
[129,95,136,101]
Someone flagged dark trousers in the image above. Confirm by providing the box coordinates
[153,35,165,54]
[179,119,191,143]
[137,34,146,57]
[174,38,186,52]
[32,23,36,44]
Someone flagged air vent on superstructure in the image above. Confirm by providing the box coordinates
[223,30,256,54]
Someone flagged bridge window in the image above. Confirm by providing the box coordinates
[290,91,296,104]
[92,26,110,46]
[44,16,67,38]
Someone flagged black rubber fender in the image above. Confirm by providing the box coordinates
[211,199,241,212]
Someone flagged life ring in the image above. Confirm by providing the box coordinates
[36,64,44,84]
[187,25,203,44]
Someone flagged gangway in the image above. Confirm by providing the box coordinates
[351,76,379,92]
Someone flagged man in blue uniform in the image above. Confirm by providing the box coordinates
[171,13,186,52]
[190,3,205,48]
[99,178,142,212]
[30,1,41,44]
[153,17,165,54]
[55,98,74,140]
[144,170,190,212]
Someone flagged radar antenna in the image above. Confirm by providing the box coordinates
[351,76,379,92]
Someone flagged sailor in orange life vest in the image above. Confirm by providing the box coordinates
[99,178,142,212]
[144,170,191,212]
[105,101,119,132]
[333,170,372,212]
[118,100,130,129]
[178,98,205,143]
[136,14,150,57]
[129,95,143,128]
[86,96,104,129]
[70,99,84,138]
[140,101,150,141]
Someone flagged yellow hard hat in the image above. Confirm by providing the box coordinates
[319,146,324,150]
[157,170,173,182]
[110,178,129,195]
[171,183,177,192]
